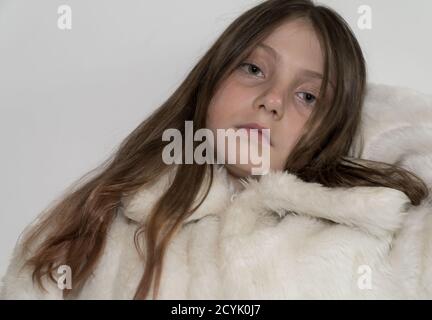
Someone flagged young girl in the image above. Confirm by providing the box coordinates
[2,0,432,299]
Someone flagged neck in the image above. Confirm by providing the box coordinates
[222,165,253,193]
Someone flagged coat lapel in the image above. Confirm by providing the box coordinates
[121,164,412,238]
[120,164,233,225]
[219,169,412,239]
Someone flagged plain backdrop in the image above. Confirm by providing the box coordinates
[1,0,431,278]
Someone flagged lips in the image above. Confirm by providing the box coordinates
[236,123,272,146]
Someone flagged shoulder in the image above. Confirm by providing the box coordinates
[0,218,63,299]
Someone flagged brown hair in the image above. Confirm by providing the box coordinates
[19,0,428,300]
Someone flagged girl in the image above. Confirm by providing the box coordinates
[2,0,432,299]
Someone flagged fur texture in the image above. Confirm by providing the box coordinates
[1,83,432,299]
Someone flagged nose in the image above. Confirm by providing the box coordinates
[255,89,284,120]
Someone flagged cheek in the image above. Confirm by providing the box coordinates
[206,100,230,132]
[206,81,250,129]
[205,103,218,129]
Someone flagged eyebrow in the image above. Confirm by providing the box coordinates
[256,42,335,90]
[298,68,335,90]
[257,43,280,61]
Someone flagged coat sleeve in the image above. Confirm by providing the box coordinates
[0,219,64,300]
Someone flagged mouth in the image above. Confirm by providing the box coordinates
[235,123,272,146]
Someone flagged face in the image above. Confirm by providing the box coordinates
[206,18,334,178]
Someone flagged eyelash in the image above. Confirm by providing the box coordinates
[238,62,318,106]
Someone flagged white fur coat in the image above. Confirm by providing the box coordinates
[1,84,432,299]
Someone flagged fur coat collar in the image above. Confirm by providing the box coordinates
[121,163,413,240]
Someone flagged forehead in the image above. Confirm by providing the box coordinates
[256,18,325,74]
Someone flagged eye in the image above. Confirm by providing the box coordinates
[296,92,317,106]
[239,62,265,78]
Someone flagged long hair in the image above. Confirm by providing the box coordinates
[19,0,428,300]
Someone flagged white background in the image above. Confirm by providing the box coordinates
[1,0,431,278]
